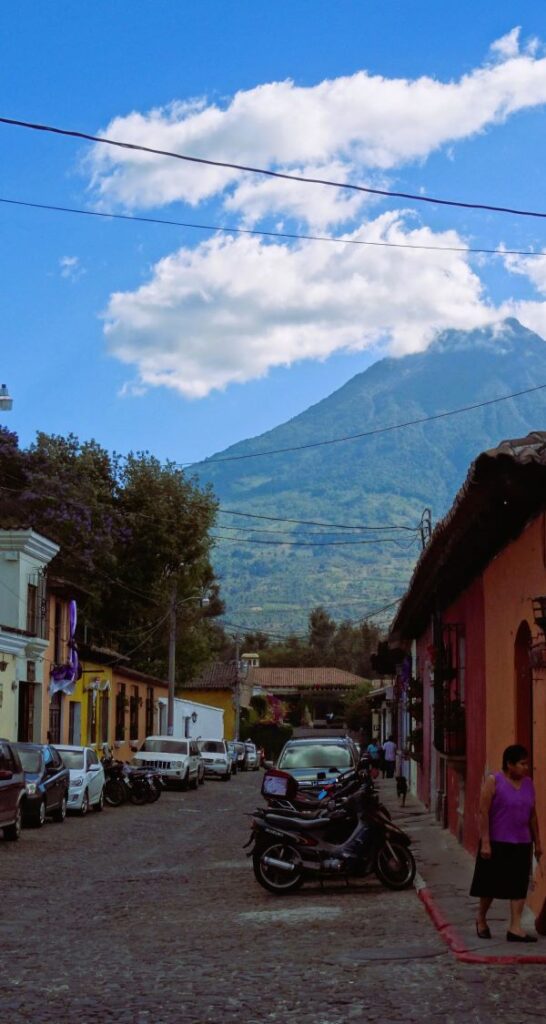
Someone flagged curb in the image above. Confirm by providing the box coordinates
[416,884,546,965]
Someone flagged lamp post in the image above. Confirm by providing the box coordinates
[167,589,209,737]
[0,384,13,411]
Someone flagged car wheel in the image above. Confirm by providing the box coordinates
[80,791,89,816]
[198,769,205,786]
[29,799,46,829]
[190,773,198,790]
[3,805,22,841]
[93,789,104,813]
[52,795,67,823]
[222,771,231,781]
[181,772,189,791]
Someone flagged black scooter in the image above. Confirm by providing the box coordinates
[246,773,415,895]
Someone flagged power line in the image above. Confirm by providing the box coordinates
[2,195,546,261]
[190,382,546,463]
[3,115,546,221]
[0,480,417,533]
[211,533,408,548]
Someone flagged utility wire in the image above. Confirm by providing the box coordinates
[3,115,546,221]
[0,480,417,533]
[190,382,546,463]
[211,533,408,547]
[2,195,546,260]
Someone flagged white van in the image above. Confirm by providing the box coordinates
[197,739,231,781]
[133,736,203,789]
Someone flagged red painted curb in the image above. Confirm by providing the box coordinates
[417,886,546,965]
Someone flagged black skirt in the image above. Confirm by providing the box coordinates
[470,841,532,900]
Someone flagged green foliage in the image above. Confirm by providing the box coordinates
[344,696,371,734]
[240,722,293,760]
[0,429,223,682]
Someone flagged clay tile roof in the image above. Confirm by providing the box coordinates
[246,667,366,690]
[390,431,546,640]
[187,661,239,689]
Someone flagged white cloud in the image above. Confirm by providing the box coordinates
[103,214,495,399]
[59,255,85,281]
[87,34,546,226]
[490,27,521,60]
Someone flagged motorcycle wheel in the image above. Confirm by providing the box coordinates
[147,780,162,803]
[374,841,416,890]
[129,784,149,806]
[104,780,125,807]
[253,842,304,895]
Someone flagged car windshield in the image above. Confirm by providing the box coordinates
[141,740,188,755]
[59,750,85,770]
[16,748,42,773]
[200,741,225,753]
[278,744,352,769]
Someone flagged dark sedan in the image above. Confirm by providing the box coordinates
[275,738,358,788]
[14,743,70,828]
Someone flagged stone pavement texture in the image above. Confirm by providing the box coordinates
[379,781,546,963]
[1,770,546,1024]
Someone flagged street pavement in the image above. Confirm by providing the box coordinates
[1,770,545,1024]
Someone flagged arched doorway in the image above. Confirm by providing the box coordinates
[514,621,533,773]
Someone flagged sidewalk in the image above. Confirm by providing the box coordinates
[378,778,546,964]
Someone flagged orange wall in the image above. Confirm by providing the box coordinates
[483,512,546,910]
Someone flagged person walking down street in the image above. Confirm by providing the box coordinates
[471,744,542,942]
[366,739,380,771]
[383,735,397,779]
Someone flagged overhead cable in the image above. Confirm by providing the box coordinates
[190,382,546,463]
[2,195,546,260]
[3,115,546,220]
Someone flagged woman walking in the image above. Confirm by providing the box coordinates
[471,744,542,942]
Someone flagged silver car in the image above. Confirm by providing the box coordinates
[244,742,260,771]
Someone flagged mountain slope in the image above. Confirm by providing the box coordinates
[194,319,546,632]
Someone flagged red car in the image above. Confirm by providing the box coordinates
[0,738,26,841]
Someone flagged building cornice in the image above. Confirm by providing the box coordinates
[0,528,59,564]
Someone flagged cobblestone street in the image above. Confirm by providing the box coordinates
[2,771,545,1024]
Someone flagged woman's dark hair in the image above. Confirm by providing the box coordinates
[502,744,528,770]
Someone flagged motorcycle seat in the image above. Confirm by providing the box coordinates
[263,812,333,831]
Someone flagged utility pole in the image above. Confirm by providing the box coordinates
[167,582,177,737]
[234,634,241,741]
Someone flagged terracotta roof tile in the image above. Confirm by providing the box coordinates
[247,667,366,690]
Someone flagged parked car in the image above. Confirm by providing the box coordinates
[274,737,359,788]
[197,739,231,781]
[54,745,105,814]
[226,741,238,774]
[13,743,70,828]
[0,739,26,841]
[133,736,202,789]
[244,742,260,771]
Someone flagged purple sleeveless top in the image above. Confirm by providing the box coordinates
[489,772,535,844]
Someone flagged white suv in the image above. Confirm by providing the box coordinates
[197,739,231,781]
[133,736,202,790]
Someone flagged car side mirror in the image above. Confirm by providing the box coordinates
[88,764,101,772]
[0,769,13,781]
[46,763,58,775]
[263,760,274,769]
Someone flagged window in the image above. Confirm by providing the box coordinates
[115,685,126,742]
[100,693,109,745]
[86,749,99,768]
[0,742,15,772]
[145,687,154,736]
[129,687,139,741]
[26,583,37,634]
[87,691,97,745]
[68,701,81,745]
[54,601,63,664]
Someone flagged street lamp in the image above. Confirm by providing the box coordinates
[0,385,13,411]
[167,591,210,737]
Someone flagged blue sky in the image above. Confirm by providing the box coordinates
[3,1,546,463]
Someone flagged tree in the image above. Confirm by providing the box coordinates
[308,606,336,659]
[344,696,371,734]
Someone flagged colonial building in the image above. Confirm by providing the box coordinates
[246,665,368,727]
[0,527,59,742]
[390,432,546,912]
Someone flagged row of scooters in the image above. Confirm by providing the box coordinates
[101,753,163,806]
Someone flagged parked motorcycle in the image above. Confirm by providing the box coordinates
[246,769,415,895]
[101,756,159,806]
[101,755,127,807]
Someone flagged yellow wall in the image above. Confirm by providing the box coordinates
[0,655,17,739]
[483,513,546,912]
[183,688,236,739]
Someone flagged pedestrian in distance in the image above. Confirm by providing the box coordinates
[383,735,397,779]
[471,744,542,942]
[366,738,380,771]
